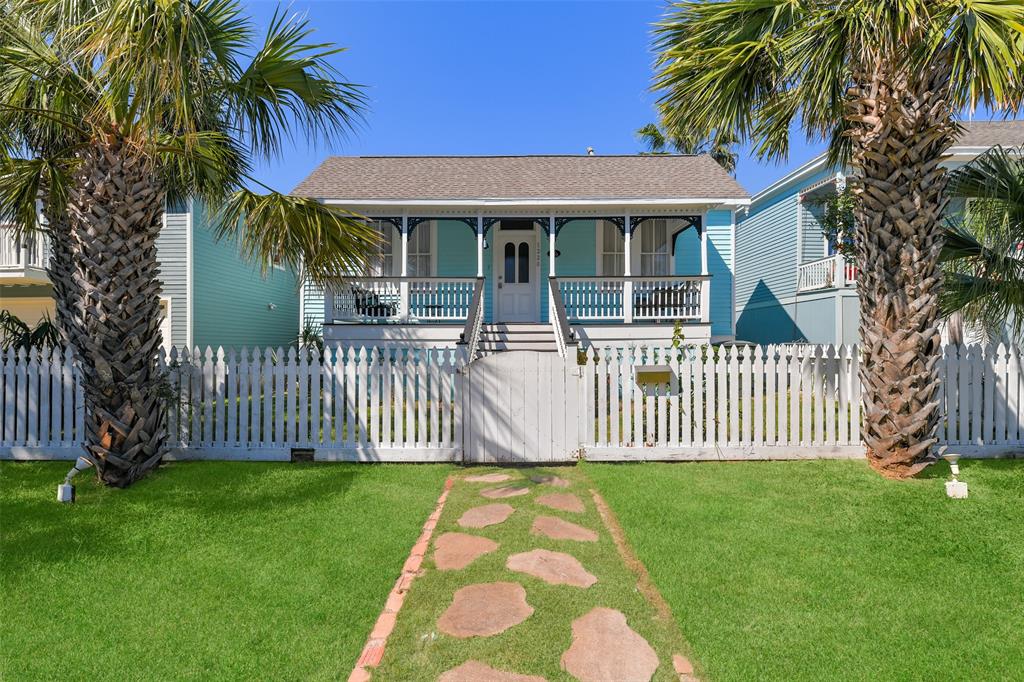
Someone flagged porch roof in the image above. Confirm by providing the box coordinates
[292,154,749,203]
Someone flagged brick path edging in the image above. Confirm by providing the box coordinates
[348,476,454,682]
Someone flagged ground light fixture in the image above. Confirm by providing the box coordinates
[942,452,968,499]
[57,456,94,503]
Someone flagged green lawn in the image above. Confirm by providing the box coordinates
[374,466,691,681]
[586,459,1024,681]
[1,461,452,681]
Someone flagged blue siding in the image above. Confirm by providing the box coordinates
[540,230,549,324]
[483,230,494,323]
[555,220,598,275]
[793,295,836,343]
[706,210,734,338]
[736,194,800,309]
[674,227,701,274]
[435,220,476,277]
[191,201,300,349]
[800,199,827,263]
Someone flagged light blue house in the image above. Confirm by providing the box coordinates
[294,154,748,350]
[0,199,300,350]
[735,120,1024,345]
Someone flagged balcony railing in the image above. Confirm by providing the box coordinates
[797,255,857,292]
[327,277,477,323]
[0,225,49,275]
[555,275,710,323]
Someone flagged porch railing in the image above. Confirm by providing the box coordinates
[459,277,485,360]
[548,277,578,357]
[797,255,857,292]
[327,277,477,323]
[555,275,710,323]
[0,226,48,272]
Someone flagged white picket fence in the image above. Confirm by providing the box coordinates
[2,343,1022,462]
[581,343,1023,459]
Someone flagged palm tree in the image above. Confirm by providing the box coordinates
[0,0,380,487]
[636,121,738,174]
[941,145,1024,341]
[653,1,1024,478]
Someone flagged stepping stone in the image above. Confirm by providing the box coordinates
[433,532,499,571]
[481,485,530,499]
[531,515,599,543]
[465,472,515,483]
[561,607,659,682]
[458,503,515,529]
[438,582,533,638]
[506,549,597,588]
[439,661,546,682]
[530,474,571,487]
[673,654,698,682]
[536,492,584,513]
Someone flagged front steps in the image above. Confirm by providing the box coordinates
[477,323,558,355]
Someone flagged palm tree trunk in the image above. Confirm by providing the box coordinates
[43,205,84,352]
[846,61,959,478]
[65,136,168,487]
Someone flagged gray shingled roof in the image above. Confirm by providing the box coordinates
[956,120,1024,147]
[292,154,749,201]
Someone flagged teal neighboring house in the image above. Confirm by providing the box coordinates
[735,120,1024,345]
[293,154,748,350]
[0,199,300,350]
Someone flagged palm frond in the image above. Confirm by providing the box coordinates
[212,190,381,285]
[0,156,71,234]
[222,7,366,159]
[636,123,668,154]
[941,145,1024,339]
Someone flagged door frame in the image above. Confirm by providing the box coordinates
[492,224,541,323]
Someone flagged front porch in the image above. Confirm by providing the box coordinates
[320,214,714,349]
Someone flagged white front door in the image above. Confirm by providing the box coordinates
[494,228,539,322]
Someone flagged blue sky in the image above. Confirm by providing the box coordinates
[246,0,827,197]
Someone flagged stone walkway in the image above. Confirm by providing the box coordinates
[357,469,698,682]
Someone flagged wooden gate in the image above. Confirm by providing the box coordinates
[462,351,582,463]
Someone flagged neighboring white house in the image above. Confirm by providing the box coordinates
[293,154,749,351]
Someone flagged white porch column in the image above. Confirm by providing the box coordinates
[699,216,710,323]
[700,279,711,324]
[548,216,556,277]
[700,220,709,276]
[476,214,484,277]
[623,214,633,324]
[399,215,409,318]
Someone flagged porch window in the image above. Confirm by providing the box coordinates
[639,219,671,276]
[599,220,624,276]
[408,220,433,276]
[367,219,396,276]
